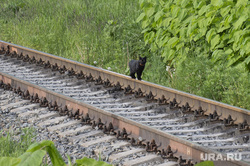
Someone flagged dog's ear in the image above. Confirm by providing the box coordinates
[144,57,147,60]
[139,56,142,60]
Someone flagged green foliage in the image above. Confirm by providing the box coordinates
[67,154,72,166]
[137,0,250,70]
[0,127,36,158]
[27,140,66,166]
[18,150,46,166]
[195,161,214,166]
[0,127,45,166]
[0,0,148,73]
[75,157,111,166]
[0,157,21,166]
[142,54,171,86]
[0,140,112,166]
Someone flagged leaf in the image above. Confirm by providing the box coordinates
[236,0,248,7]
[181,0,190,8]
[66,154,72,166]
[146,7,155,17]
[205,10,216,18]
[169,19,180,32]
[142,19,150,28]
[224,48,233,55]
[140,1,152,8]
[156,28,163,40]
[148,31,155,43]
[162,17,173,27]
[141,27,151,34]
[214,41,225,49]
[167,37,179,48]
[187,20,198,37]
[159,0,166,6]
[224,14,234,27]
[240,48,245,55]
[27,140,66,166]
[198,5,207,16]
[192,0,198,9]
[182,15,195,25]
[195,161,214,166]
[193,31,204,41]
[217,21,230,33]
[242,36,250,46]
[197,17,205,28]
[0,157,21,166]
[233,30,243,44]
[178,9,187,21]
[180,27,188,40]
[206,28,216,43]
[176,42,185,51]
[196,1,206,9]
[18,150,46,166]
[212,49,224,60]
[211,34,220,49]
[76,157,111,166]
[244,55,250,65]
[211,0,224,7]
[136,13,146,23]
[233,14,248,30]
[228,53,243,66]
[233,40,242,51]
[154,10,164,22]
[159,35,170,47]
[220,5,231,17]
[168,49,176,60]
[199,27,207,36]
[171,6,180,18]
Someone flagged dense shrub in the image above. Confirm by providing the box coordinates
[137,0,250,70]
[136,0,250,109]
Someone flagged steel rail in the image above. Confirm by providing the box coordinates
[0,41,249,165]
[0,71,249,166]
[0,40,249,126]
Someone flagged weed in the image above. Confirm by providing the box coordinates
[0,127,36,158]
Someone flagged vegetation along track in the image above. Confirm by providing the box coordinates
[0,40,249,166]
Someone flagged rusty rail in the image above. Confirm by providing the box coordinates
[0,40,249,125]
[0,40,250,166]
[0,72,248,166]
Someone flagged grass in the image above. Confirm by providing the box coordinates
[0,0,144,69]
[0,0,249,109]
[0,127,36,157]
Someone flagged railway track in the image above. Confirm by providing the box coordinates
[0,40,249,166]
[0,89,169,166]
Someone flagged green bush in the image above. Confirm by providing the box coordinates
[137,0,250,70]
[136,0,250,109]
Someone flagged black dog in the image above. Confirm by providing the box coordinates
[129,57,147,80]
